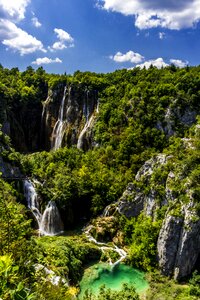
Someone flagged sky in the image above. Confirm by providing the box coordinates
[0,0,200,74]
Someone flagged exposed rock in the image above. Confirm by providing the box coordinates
[108,154,172,219]
[0,157,23,179]
[0,83,98,152]
[90,216,119,243]
[158,200,200,280]
[103,149,200,280]
[42,84,98,150]
[157,214,184,276]
[174,202,200,280]
[156,106,197,137]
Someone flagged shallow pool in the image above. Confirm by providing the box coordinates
[78,262,148,299]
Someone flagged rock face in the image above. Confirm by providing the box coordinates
[158,202,200,280]
[2,100,44,152]
[105,150,200,280]
[0,157,23,179]
[157,214,184,277]
[108,154,171,219]
[156,106,197,137]
[41,84,98,151]
[1,83,98,152]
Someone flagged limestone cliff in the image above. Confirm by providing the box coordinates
[1,83,98,152]
[105,145,200,280]
[41,84,98,151]
[158,201,200,280]
[105,154,171,219]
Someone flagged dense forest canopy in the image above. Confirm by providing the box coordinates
[0,65,200,299]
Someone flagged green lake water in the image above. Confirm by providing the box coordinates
[78,263,149,299]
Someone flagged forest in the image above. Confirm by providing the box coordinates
[0,64,200,299]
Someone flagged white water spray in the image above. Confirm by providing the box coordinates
[77,114,94,149]
[51,86,68,150]
[24,180,63,236]
[84,225,127,267]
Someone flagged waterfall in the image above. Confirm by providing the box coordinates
[77,114,94,149]
[96,98,100,114]
[84,225,127,266]
[77,90,92,149]
[40,201,64,236]
[24,180,42,227]
[103,206,111,217]
[51,86,68,150]
[24,180,63,236]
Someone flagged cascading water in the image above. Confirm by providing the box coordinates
[77,90,99,149]
[79,225,148,299]
[84,225,127,266]
[40,201,64,236]
[24,180,63,236]
[77,114,94,149]
[24,180,42,227]
[51,86,68,150]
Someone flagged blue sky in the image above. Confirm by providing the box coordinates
[0,0,200,74]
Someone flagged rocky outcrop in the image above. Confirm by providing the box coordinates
[106,154,171,219]
[89,216,120,243]
[156,106,197,137]
[0,157,23,179]
[157,214,184,277]
[158,201,200,280]
[104,148,200,280]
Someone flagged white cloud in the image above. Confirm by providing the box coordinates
[159,32,165,39]
[98,0,200,30]
[54,28,74,43]
[0,0,30,22]
[0,1,46,55]
[49,41,67,51]
[48,28,74,51]
[110,50,144,63]
[0,19,46,55]
[32,57,62,65]
[170,59,188,68]
[136,57,169,69]
[32,16,41,28]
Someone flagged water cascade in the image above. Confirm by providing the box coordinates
[77,90,99,150]
[77,115,94,149]
[84,225,127,266]
[24,180,42,227]
[80,221,149,298]
[40,201,64,236]
[51,86,68,150]
[24,180,63,236]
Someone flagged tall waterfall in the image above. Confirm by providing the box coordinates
[51,86,68,150]
[77,114,94,149]
[24,180,42,227]
[77,90,98,150]
[24,180,63,236]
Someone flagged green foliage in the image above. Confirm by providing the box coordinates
[35,236,101,284]
[123,214,161,271]
[189,271,200,297]
[0,179,32,257]
[146,271,199,300]
[0,255,35,300]
[20,147,131,222]
[82,284,139,300]
[1,65,200,297]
